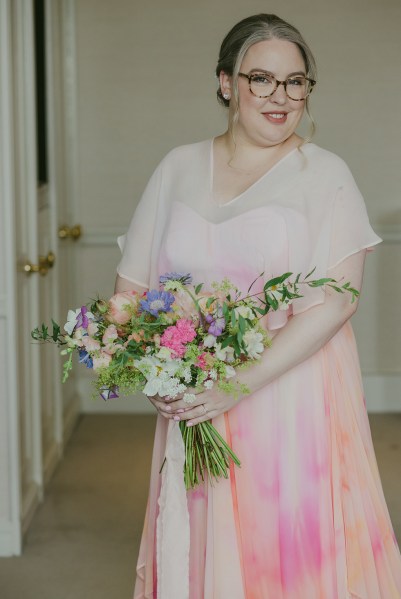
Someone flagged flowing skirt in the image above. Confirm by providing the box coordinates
[133,321,401,599]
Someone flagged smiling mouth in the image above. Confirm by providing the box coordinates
[262,112,288,123]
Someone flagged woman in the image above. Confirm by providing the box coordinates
[115,14,401,599]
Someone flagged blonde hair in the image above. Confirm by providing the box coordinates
[216,14,317,146]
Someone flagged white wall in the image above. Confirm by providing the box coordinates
[72,0,401,412]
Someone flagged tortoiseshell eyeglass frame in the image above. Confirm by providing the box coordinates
[238,72,317,101]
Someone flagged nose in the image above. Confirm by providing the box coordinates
[270,81,287,104]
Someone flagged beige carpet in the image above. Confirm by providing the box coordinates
[0,413,400,599]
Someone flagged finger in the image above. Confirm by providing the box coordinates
[167,395,207,414]
[185,410,218,427]
[164,387,203,403]
[174,404,210,422]
[148,396,173,415]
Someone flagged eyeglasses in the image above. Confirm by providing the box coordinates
[238,72,316,101]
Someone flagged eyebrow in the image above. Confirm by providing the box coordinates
[248,68,306,77]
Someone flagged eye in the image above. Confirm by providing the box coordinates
[287,77,306,86]
[251,73,274,85]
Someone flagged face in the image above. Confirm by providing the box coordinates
[220,38,307,148]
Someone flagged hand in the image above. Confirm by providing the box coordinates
[163,386,242,427]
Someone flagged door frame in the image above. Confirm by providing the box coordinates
[0,0,80,556]
[0,0,22,557]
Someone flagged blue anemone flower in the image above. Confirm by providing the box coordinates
[78,349,93,369]
[140,289,175,317]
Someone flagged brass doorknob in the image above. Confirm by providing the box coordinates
[20,251,56,276]
[58,224,82,240]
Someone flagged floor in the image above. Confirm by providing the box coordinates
[0,413,400,599]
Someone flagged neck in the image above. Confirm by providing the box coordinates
[219,130,302,172]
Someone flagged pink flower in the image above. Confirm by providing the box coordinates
[172,288,200,325]
[195,352,208,370]
[102,324,119,354]
[92,351,112,371]
[87,321,99,336]
[82,336,101,352]
[107,291,139,325]
[103,324,118,343]
[160,318,196,358]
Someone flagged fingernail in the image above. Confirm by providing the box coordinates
[173,416,180,421]
[164,396,171,401]
[165,406,172,412]
[176,409,184,413]
[187,421,194,427]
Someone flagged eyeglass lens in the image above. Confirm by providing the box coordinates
[250,74,311,100]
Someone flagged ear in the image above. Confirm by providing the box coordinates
[219,71,232,99]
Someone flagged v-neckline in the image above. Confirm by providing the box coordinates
[210,137,311,207]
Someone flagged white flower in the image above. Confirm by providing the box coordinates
[156,347,173,361]
[64,309,80,335]
[183,393,196,404]
[203,334,217,348]
[224,365,236,379]
[64,308,94,335]
[204,379,214,390]
[182,367,192,384]
[269,288,292,311]
[135,356,186,398]
[234,305,254,320]
[243,330,264,359]
[209,369,217,380]
[214,342,235,363]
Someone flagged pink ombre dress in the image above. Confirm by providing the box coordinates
[117,139,401,599]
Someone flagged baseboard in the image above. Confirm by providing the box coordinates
[0,521,21,557]
[21,480,41,537]
[364,374,401,413]
[79,374,401,414]
[42,440,61,487]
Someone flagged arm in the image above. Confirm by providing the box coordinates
[164,249,368,425]
[114,274,148,295]
[238,248,367,392]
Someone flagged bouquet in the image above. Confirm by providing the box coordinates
[32,269,358,489]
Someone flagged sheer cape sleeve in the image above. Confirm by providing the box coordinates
[266,158,382,329]
[115,141,382,332]
[116,161,163,288]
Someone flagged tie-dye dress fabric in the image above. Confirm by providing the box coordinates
[117,139,401,598]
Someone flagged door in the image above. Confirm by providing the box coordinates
[0,0,80,556]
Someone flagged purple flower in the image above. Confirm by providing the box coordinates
[140,289,175,317]
[100,385,119,401]
[76,306,89,330]
[208,318,226,336]
[78,349,93,369]
[205,312,226,337]
[159,272,193,286]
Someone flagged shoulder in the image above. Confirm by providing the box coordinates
[158,138,211,171]
[301,143,355,185]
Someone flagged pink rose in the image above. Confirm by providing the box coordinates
[102,324,119,354]
[92,351,112,371]
[107,291,139,325]
[87,321,99,336]
[82,336,101,352]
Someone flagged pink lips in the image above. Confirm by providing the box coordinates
[263,112,288,124]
